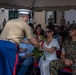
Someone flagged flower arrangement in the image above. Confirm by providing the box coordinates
[33,35,46,60]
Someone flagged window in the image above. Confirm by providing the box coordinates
[9,10,19,20]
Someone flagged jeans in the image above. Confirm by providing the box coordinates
[17,56,34,75]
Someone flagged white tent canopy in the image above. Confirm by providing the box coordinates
[0,0,76,11]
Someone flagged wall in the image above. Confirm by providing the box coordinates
[34,10,62,28]
[64,9,76,24]
[0,8,8,29]
[34,11,46,29]
[56,10,62,25]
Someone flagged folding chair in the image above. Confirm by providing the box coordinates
[59,68,72,75]
[33,62,40,75]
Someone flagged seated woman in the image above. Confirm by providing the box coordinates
[17,38,34,75]
[33,24,45,40]
[33,24,45,63]
[39,26,60,75]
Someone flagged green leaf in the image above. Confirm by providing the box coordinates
[33,47,46,60]
[43,55,46,60]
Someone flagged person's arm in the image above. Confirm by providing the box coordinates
[42,46,56,53]
[52,18,54,23]
[60,36,63,48]
[61,48,73,67]
[61,52,73,66]
[42,39,60,53]
[21,40,31,44]
[60,51,66,62]
[24,23,39,48]
[19,48,27,52]
[25,53,34,57]
[21,53,34,59]
[28,37,39,48]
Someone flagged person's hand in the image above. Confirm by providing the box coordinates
[19,48,27,52]
[21,40,30,44]
[38,39,42,42]
[23,49,27,52]
[39,41,44,50]
[64,59,73,67]
[21,54,29,59]
[21,55,27,59]
[24,40,30,44]
[22,49,27,52]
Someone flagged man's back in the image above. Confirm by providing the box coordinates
[0,18,32,44]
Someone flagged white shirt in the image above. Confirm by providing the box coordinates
[43,39,60,60]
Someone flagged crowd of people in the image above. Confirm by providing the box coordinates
[0,9,76,75]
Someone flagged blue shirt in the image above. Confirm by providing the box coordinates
[19,38,34,56]
[54,34,60,45]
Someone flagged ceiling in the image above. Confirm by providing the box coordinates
[0,0,76,11]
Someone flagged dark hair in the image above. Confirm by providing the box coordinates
[33,25,41,34]
[45,25,54,38]
[37,24,41,27]
[60,25,65,31]
[68,23,76,30]
[28,23,34,29]
[33,24,44,35]
[46,25,54,31]
[54,26,60,30]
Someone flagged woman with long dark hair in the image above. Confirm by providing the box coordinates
[39,25,60,75]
